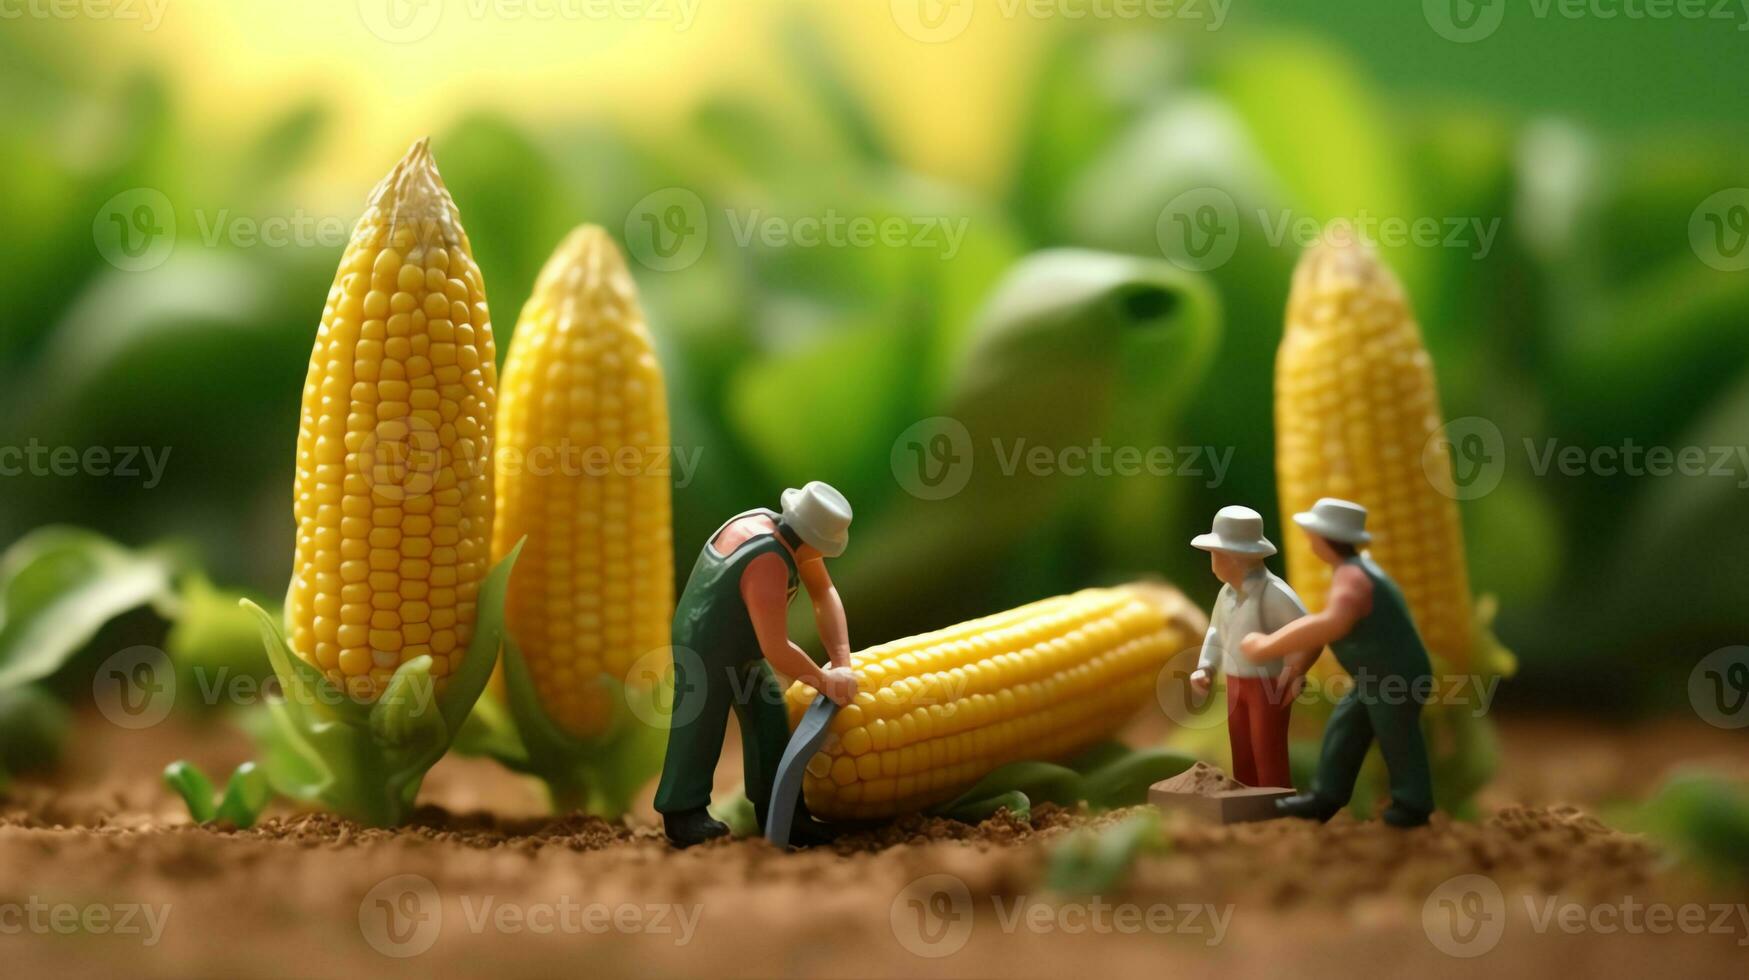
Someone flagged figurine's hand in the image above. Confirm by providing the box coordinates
[1239,632,1269,660]
[1189,669,1212,698]
[817,667,859,707]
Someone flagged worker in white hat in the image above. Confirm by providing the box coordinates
[1239,498,1436,828]
[1189,505,1318,789]
[655,481,859,847]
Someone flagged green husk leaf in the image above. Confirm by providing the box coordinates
[1046,810,1166,895]
[235,545,521,826]
[0,527,179,688]
[481,631,669,818]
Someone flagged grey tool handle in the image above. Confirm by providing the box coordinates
[765,693,840,848]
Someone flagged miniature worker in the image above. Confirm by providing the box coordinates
[654,481,860,848]
[1189,506,1316,789]
[1240,498,1436,828]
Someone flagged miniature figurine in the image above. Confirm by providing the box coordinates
[1189,506,1316,789]
[1240,498,1436,828]
[653,481,860,848]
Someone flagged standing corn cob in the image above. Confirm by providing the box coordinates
[289,137,497,702]
[1275,228,1472,670]
[491,226,673,737]
[784,583,1204,821]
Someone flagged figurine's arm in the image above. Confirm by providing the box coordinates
[1241,566,1373,662]
[1264,579,1321,678]
[741,553,858,705]
[1196,595,1224,679]
[1188,587,1228,695]
[797,554,852,669]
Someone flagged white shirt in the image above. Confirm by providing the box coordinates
[1197,566,1308,679]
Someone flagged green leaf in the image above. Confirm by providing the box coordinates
[0,685,71,775]
[163,760,218,824]
[1064,741,1131,776]
[214,762,271,829]
[1047,811,1165,895]
[438,538,521,735]
[1080,748,1197,810]
[1622,770,1749,880]
[242,101,328,190]
[726,317,921,498]
[1208,36,1415,278]
[1009,29,1178,240]
[165,760,273,829]
[708,785,759,839]
[834,249,1220,628]
[166,576,274,702]
[778,11,890,166]
[932,762,1083,822]
[0,527,178,689]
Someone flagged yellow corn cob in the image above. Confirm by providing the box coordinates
[784,584,1204,820]
[491,226,673,737]
[289,138,497,702]
[1275,228,1473,671]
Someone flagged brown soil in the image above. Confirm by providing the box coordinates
[1,714,1743,979]
[1153,761,1244,796]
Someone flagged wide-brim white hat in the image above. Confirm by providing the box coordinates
[1191,505,1276,557]
[1292,497,1372,545]
[781,481,852,557]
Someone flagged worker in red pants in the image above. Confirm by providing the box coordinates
[1188,507,1318,788]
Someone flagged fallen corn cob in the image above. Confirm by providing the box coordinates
[288,137,497,701]
[1274,227,1472,670]
[784,583,1204,821]
[491,225,673,737]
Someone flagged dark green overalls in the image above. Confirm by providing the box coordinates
[653,509,800,827]
[1311,555,1436,817]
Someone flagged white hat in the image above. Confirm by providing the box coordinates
[1191,506,1276,557]
[1293,497,1372,545]
[780,481,852,558]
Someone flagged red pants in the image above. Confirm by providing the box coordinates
[1227,675,1294,788]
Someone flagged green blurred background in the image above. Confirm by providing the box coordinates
[3,0,1748,721]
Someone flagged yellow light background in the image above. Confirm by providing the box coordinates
[67,0,1046,190]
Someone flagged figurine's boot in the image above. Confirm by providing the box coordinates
[1275,793,1343,822]
[1381,803,1431,829]
[663,808,730,848]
